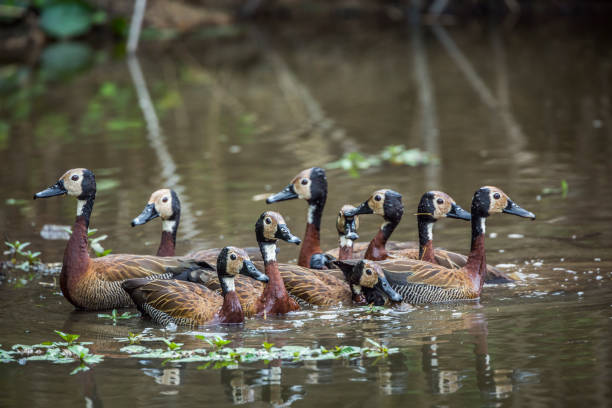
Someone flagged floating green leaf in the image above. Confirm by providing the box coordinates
[54,330,80,345]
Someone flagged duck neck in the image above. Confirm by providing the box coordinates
[338,235,354,260]
[364,217,399,261]
[157,220,177,257]
[257,242,298,315]
[298,202,324,267]
[418,216,437,264]
[464,215,487,294]
[60,195,95,308]
[216,277,243,323]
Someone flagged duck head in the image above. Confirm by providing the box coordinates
[266,167,327,206]
[131,189,180,229]
[255,211,301,261]
[34,168,96,201]
[336,204,360,241]
[334,260,402,304]
[344,189,404,224]
[472,186,536,220]
[418,191,471,222]
[216,247,269,294]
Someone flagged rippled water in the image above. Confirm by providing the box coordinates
[1,18,611,407]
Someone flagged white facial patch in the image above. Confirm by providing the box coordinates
[340,236,353,248]
[162,220,176,233]
[351,284,362,294]
[222,277,235,292]
[262,243,276,262]
[76,199,86,216]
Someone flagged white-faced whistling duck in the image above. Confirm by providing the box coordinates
[361,186,535,305]
[33,169,208,311]
[122,247,269,326]
[266,167,328,269]
[131,188,180,257]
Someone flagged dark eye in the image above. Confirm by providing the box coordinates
[71,175,79,181]
[230,253,237,260]
[162,197,168,203]
[265,217,272,224]
[493,193,501,200]
[365,269,372,275]
[301,178,308,185]
[374,195,381,202]
[436,198,444,205]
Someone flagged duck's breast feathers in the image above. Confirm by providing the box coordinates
[91,255,211,282]
[124,279,221,322]
[378,259,468,289]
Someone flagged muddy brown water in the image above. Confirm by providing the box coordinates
[1,18,611,407]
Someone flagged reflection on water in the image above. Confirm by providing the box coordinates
[1,13,612,408]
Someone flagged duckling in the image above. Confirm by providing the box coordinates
[33,169,208,311]
[122,247,269,326]
[363,186,535,304]
[131,189,180,257]
[342,190,514,283]
[266,167,328,269]
[131,188,266,262]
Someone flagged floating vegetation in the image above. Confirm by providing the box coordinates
[326,145,437,177]
[0,331,103,375]
[118,334,397,366]
[62,227,113,257]
[4,241,41,267]
[97,309,139,325]
[541,180,569,198]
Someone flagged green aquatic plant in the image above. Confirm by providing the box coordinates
[4,241,41,266]
[97,309,138,325]
[542,180,569,198]
[326,145,436,177]
[63,227,113,257]
[162,339,183,351]
[54,330,80,345]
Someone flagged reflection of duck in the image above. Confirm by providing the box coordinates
[266,167,328,268]
[131,188,264,261]
[122,247,269,326]
[33,169,209,310]
[363,187,535,304]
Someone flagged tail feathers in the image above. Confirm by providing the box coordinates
[122,278,152,294]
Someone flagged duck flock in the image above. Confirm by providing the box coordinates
[33,167,535,326]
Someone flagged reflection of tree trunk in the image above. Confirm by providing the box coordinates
[127,0,147,54]
[411,1,440,187]
[80,369,104,408]
[127,55,199,240]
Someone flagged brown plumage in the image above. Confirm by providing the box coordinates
[361,187,535,305]
[337,190,514,283]
[33,168,209,311]
[122,247,269,326]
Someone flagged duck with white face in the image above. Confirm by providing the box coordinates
[33,168,213,311]
[122,246,270,326]
[266,167,328,269]
[367,186,535,305]
[131,189,181,257]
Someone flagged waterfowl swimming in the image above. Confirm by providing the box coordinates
[122,247,269,326]
[361,186,535,305]
[131,188,265,262]
[33,169,207,310]
[131,189,180,257]
[194,211,303,316]
[342,189,405,261]
[339,189,514,283]
[309,204,360,270]
[266,167,328,269]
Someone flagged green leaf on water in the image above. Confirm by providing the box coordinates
[561,180,568,198]
[54,330,80,344]
[262,342,274,352]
